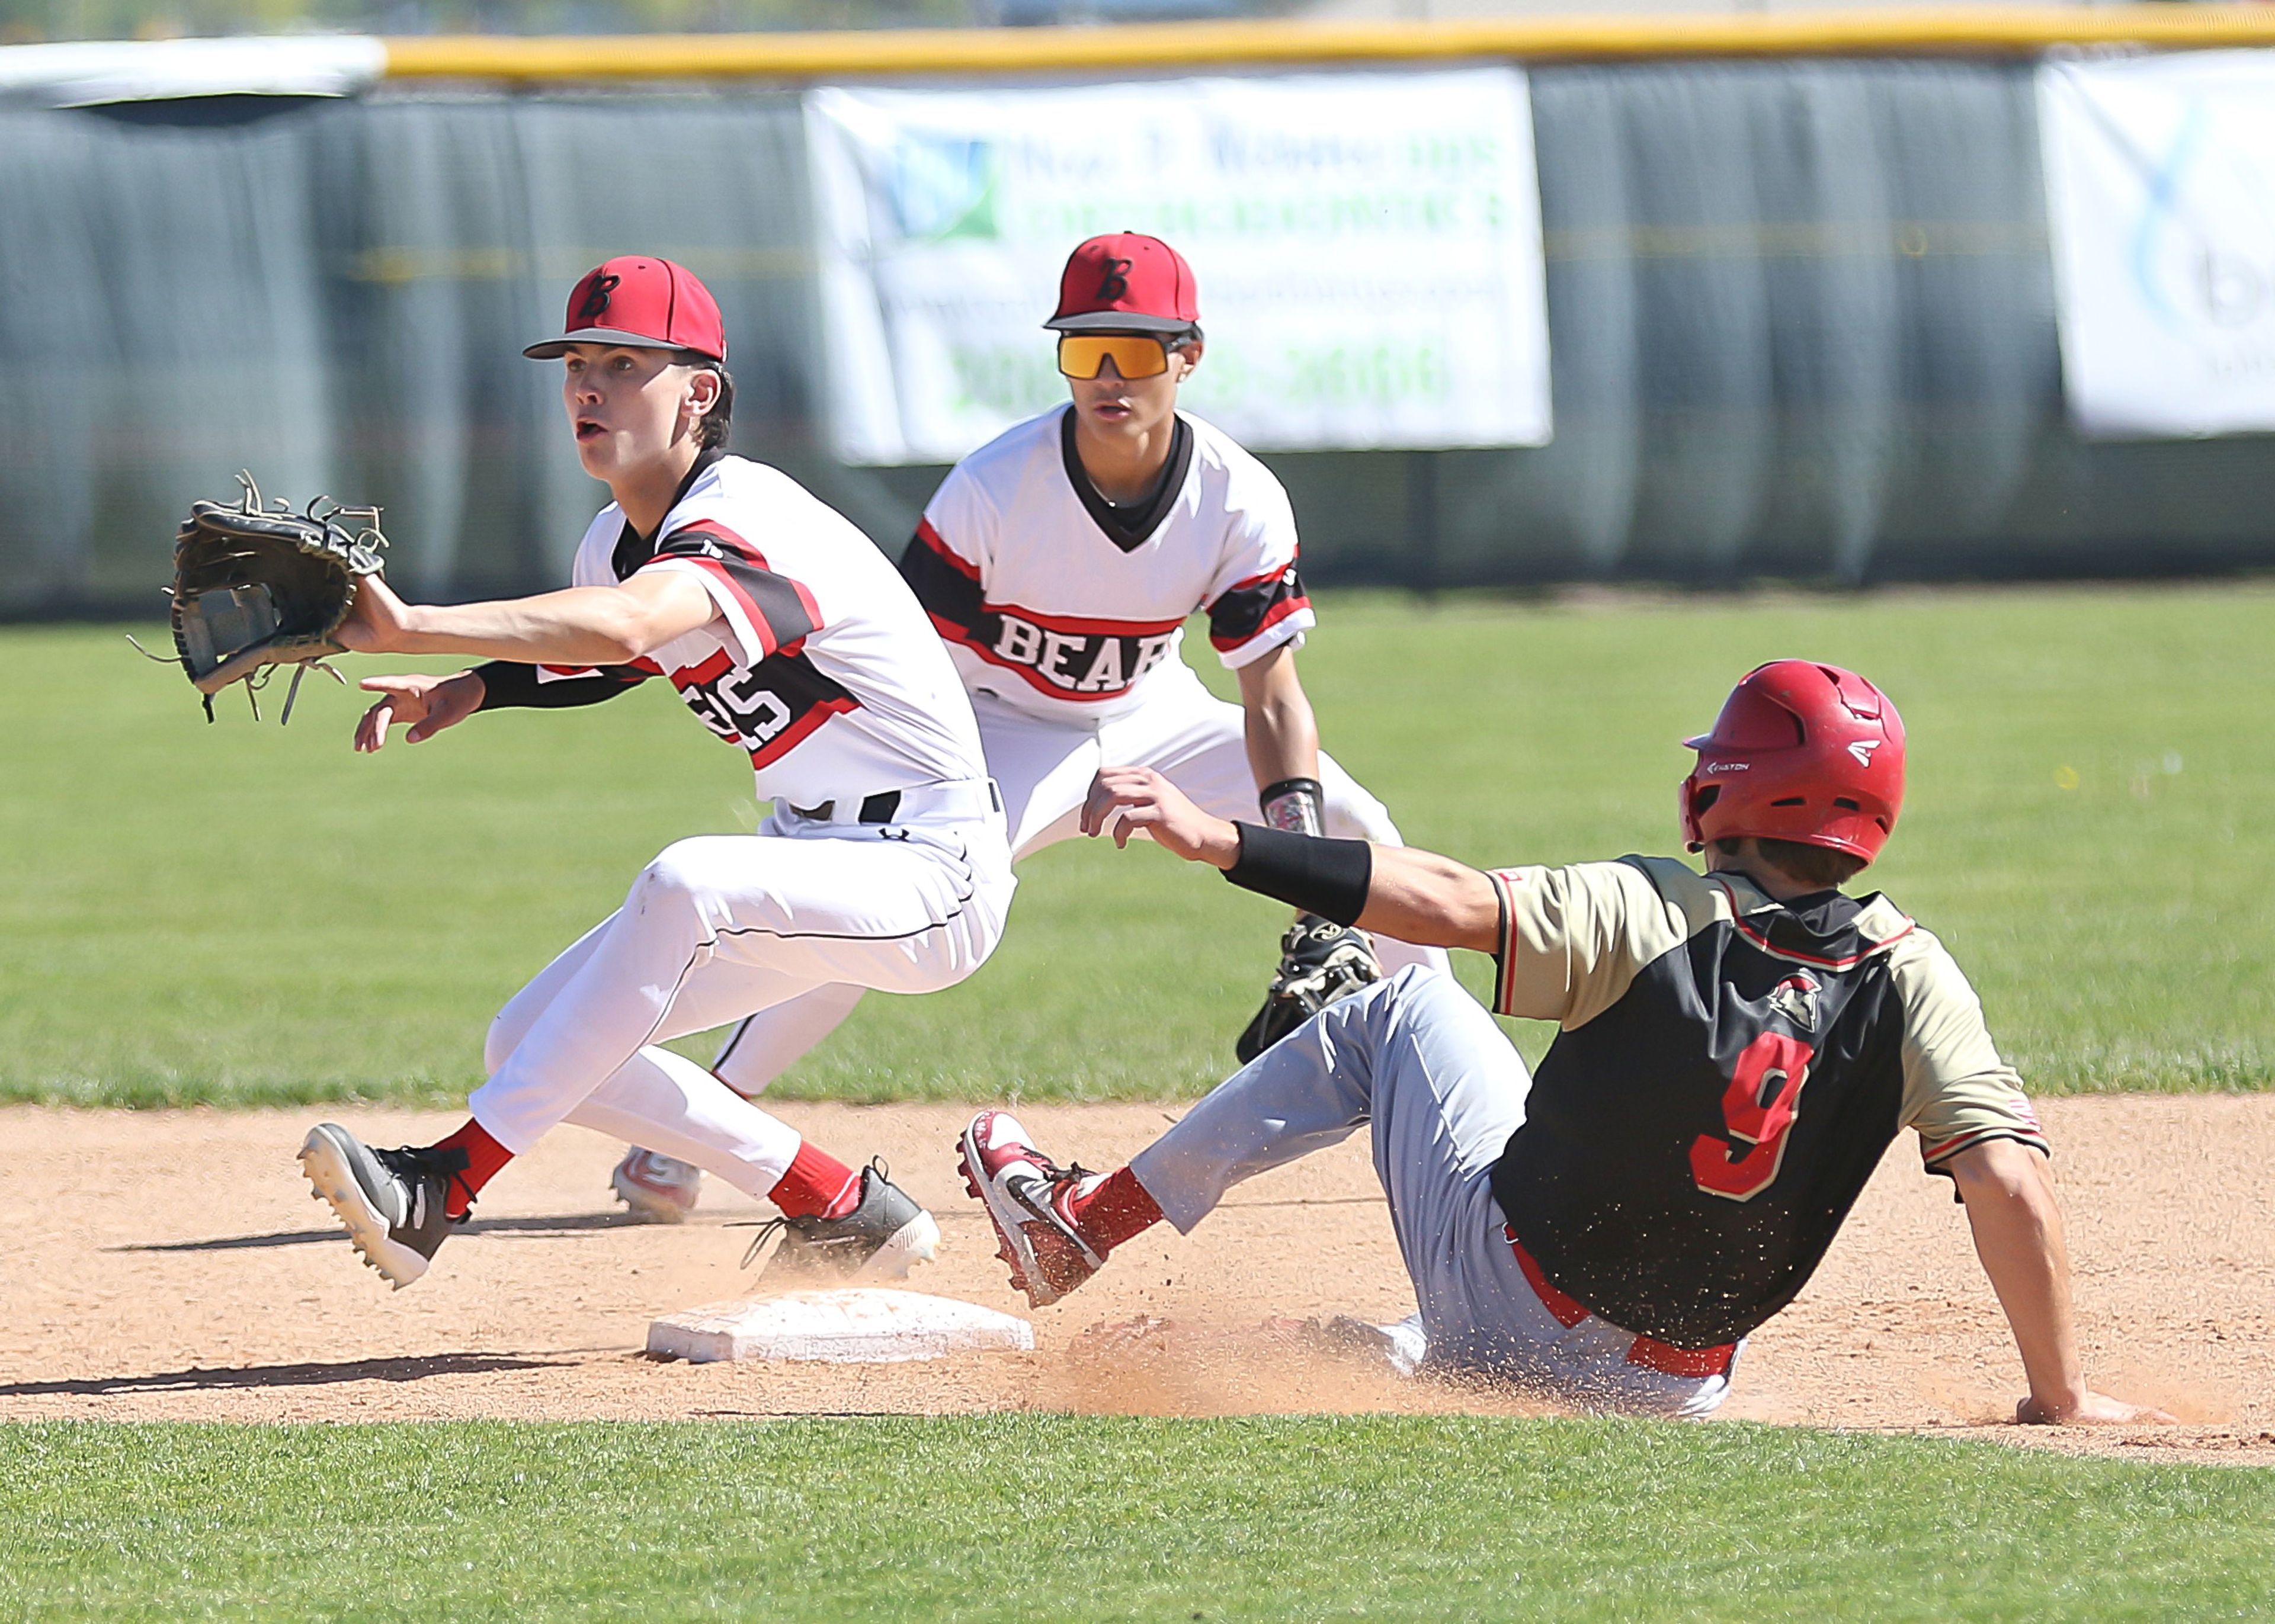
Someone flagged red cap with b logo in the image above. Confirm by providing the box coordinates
[1046,233,1200,335]
[524,256,727,362]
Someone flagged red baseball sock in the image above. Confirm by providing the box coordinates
[768,1141,863,1221]
[1068,1166,1162,1254]
[432,1119,512,1219]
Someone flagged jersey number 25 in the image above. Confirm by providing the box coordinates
[1690,1032,1815,1202]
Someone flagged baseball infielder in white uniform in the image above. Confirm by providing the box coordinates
[296,256,1014,1288]
[611,233,1450,1222]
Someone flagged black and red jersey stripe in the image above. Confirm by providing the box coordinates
[900,520,984,639]
[1919,1122,2049,1167]
[908,519,978,582]
[643,520,824,662]
[900,521,1185,702]
[1206,563,1310,654]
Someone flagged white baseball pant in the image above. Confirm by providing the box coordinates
[1130,967,1739,1417]
[467,802,1013,1198]
[709,665,1454,1096]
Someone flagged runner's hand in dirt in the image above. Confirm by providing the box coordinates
[354,670,485,753]
[2016,1390,2175,1426]
[1081,766,1241,865]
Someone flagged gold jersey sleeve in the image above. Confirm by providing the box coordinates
[1886,930,2049,1169]
[1489,856,2047,1173]
[1486,858,1703,1028]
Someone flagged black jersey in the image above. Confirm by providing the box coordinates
[1485,857,2046,1350]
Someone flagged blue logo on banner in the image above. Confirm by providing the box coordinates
[2128,105,2210,336]
[886,134,999,243]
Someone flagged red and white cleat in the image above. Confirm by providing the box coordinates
[611,1148,703,1224]
[957,1110,1104,1308]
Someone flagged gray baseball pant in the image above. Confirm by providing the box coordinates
[1129,966,1738,1418]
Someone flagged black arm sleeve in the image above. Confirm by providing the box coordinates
[899,527,984,638]
[1218,823,1373,926]
[472,660,651,711]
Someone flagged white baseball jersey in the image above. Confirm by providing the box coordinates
[557,452,985,808]
[898,405,1315,722]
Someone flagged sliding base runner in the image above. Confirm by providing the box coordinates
[959,660,2170,1427]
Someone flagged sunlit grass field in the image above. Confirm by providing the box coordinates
[4,1418,2267,1622]
[5,586,2270,1622]
[2,583,2268,1106]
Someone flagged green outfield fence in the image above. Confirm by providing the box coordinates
[5,12,2274,611]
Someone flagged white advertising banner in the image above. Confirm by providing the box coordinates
[2039,53,2275,439]
[805,69,1552,465]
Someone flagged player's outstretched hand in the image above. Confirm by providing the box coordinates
[336,570,414,654]
[354,671,485,753]
[2016,1389,2176,1426]
[1081,766,1241,868]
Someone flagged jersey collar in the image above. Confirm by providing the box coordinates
[1703,871,1915,970]
[1059,405,1194,554]
[611,447,726,580]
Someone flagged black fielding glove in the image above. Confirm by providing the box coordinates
[1233,913,1385,1066]
[161,472,386,722]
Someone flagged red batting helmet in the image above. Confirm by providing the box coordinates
[1679,660,1906,862]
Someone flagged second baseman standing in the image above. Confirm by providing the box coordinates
[612,233,1451,1221]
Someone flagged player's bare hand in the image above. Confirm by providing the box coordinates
[355,671,484,753]
[2016,1389,2176,1426]
[337,572,415,654]
[1081,766,1241,867]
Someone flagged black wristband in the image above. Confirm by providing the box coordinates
[1220,823,1372,926]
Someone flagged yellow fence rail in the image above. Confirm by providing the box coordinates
[380,6,2275,79]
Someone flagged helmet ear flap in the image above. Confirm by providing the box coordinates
[1680,774,1718,851]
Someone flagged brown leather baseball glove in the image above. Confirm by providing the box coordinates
[163,473,386,721]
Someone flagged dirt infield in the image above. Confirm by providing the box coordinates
[3,1098,2269,1462]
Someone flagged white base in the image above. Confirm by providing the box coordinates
[646,1287,1035,1365]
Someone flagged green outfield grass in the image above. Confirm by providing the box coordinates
[0,1417,2261,1621]
[2,583,2269,1106]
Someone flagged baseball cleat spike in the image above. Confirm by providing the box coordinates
[739,1163,939,1282]
[986,1230,1032,1295]
[297,1124,466,1291]
[958,1110,1105,1309]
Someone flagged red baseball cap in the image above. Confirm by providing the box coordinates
[524,256,727,362]
[1045,233,1200,335]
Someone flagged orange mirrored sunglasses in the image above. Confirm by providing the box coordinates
[1056,333,1172,381]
